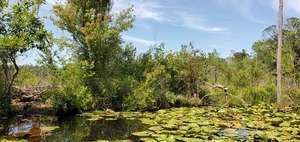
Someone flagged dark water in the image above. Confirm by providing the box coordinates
[0,115,147,141]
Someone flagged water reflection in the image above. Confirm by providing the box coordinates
[0,116,147,141]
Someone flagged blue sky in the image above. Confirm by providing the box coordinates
[111,0,300,57]
[17,0,300,64]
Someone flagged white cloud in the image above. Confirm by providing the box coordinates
[123,35,156,46]
[175,11,226,32]
[113,0,167,22]
[113,0,225,33]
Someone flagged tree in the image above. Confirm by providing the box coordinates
[277,0,283,105]
[52,0,134,109]
[0,0,52,113]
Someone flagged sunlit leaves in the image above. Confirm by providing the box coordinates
[0,0,52,113]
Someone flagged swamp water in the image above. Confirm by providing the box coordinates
[0,115,146,141]
[1,105,300,141]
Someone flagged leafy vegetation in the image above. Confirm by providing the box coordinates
[0,0,299,117]
[123,105,300,141]
[0,0,52,115]
[2,0,300,141]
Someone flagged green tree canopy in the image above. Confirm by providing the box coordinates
[0,0,52,114]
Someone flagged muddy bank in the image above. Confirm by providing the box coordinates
[11,86,55,116]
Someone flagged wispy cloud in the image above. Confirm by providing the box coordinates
[175,11,226,32]
[113,0,225,33]
[218,0,266,23]
[123,35,156,46]
[113,0,167,22]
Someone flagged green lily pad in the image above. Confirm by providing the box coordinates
[182,137,203,142]
[96,140,109,142]
[148,126,163,131]
[187,123,199,128]
[105,118,118,121]
[140,138,157,142]
[40,126,59,131]
[279,121,290,127]
[290,119,300,125]
[132,131,154,137]
[179,125,189,131]
[87,117,103,121]
[139,118,157,125]
[166,135,176,142]
[162,123,178,129]
[111,139,133,142]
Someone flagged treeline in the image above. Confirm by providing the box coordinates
[1,0,300,115]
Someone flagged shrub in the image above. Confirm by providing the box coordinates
[42,62,92,115]
[189,97,201,106]
[174,95,188,107]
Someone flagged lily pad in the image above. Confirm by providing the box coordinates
[40,126,59,131]
[29,128,41,136]
[132,131,154,137]
[87,117,103,121]
[279,121,290,127]
[182,137,203,142]
[139,138,157,142]
[105,118,118,121]
[96,140,109,142]
[148,126,163,131]
[111,139,133,142]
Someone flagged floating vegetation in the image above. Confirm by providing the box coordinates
[127,104,300,141]
[77,104,300,141]
[69,104,300,141]
[3,104,300,141]
[0,126,59,142]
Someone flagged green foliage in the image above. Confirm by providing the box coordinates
[174,95,188,107]
[2,0,300,115]
[52,0,135,110]
[251,17,300,106]
[14,66,41,86]
[42,61,92,114]
[250,84,276,104]
[0,0,52,115]
[110,77,137,110]
[189,97,201,106]
[164,91,176,105]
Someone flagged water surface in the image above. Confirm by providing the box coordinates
[0,115,147,141]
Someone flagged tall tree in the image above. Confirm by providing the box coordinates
[277,0,283,105]
[53,0,134,108]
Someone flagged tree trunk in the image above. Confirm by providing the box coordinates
[277,0,283,105]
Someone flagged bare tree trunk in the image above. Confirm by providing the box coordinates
[277,0,283,105]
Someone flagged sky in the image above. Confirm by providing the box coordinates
[16,0,300,64]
